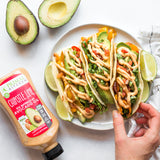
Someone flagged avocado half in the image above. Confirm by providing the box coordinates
[38,0,81,28]
[25,108,44,128]
[6,0,39,45]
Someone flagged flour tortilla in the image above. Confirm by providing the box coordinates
[110,43,144,118]
[51,46,104,117]
[80,37,115,106]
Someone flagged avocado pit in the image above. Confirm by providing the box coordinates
[34,115,42,123]
[14,16,29,35]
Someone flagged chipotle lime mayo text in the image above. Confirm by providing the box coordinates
[0,68,63,160]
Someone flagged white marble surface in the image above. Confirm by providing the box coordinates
[0,0,160,159]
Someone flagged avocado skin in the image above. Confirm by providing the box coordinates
[117,42,131,50]
[6,0,39,45]
[38,0,81,29]
[97,87,114,105]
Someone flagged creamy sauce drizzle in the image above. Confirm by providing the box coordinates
[86,34,110,90]
[55,48,95,119]
[115,46,139,109]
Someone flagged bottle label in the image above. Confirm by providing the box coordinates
[0,72,52,137]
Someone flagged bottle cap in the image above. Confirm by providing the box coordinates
[42,143,63,160]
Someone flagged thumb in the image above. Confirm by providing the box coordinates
[112,110,127,141]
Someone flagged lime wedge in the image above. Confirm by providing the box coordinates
[56,95,73,121]
[141,80,150,102]
[140,50,157,81]
[45,61,58,92]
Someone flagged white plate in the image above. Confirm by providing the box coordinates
[45,23,141,130]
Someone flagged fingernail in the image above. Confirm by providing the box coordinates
[113,110,119,118]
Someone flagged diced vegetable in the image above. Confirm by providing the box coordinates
[135,77,139,86]
[124,57,129,62]
[98,27,108,34]
[104,49,110,56]
[85,107,90,113]
[129,81,133,87]
[126,42,139,53]
[71,108,77,113]
[102,66,110,74]
[108,29,116,42]
[57,72,64,79]
[72,46,81,52]
[129,60,132,65]
[123,78,126,83]
[92,80,98,89]
[78,85,85,92]
[89,104,96,110]
[116,53,123,60]
[123,100,127,105]
[133,68,138,74]
[120,86,123,92]
[130,96,137,104]
[100,79,105,85]
[82,41,87,48]
[67,89,75,101]
[117,65,127,72]
[115,94,118,100]
[121,49,128,53]
[122,91,126,97]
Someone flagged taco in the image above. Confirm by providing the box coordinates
[52,45,107,123]
[80,27,116,106]
[110,42,144,118]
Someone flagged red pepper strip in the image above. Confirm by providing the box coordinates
[121,49,128,53]
[72,46,81,52]
[92,50,98,55]
[104,49,110,56]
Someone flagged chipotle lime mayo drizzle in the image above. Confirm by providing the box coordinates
[0,68,63,159]
[84,34,111,91]
[54,48,94,118]
[115,46,139,109]
[117,47,138,69]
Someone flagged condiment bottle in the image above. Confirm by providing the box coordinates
[0,68,63,160]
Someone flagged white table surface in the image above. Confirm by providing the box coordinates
[0,0,160,159]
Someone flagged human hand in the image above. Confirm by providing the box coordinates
[112,103,160,160]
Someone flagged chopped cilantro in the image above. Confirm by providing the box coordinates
[92,80,98,89]
[116,53,123,60]
[102,66,110,74]
[100,79,105,85]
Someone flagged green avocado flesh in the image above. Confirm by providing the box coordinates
[38,0,81,28]
[97,87,114,105]
[77,110,86,123]
[25,108,44,128]
[117,42,131,50]
[6,0,39,45]
[97,32,110,48]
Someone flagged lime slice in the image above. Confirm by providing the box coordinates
[140,50,157,81]
[56,95,73,121]
[45,61,58,92]
[141,80,150,102]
